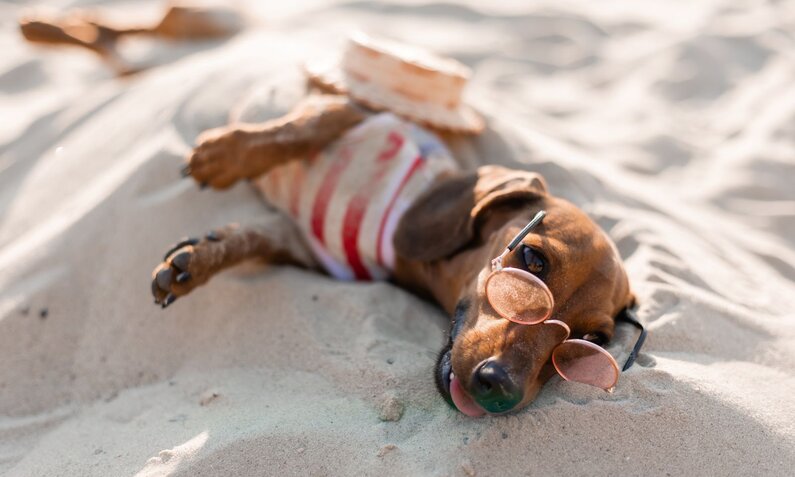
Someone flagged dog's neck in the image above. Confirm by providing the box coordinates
[392,249,482,315]
[392,207,518,315]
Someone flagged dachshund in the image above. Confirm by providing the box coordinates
[149,92,641,416]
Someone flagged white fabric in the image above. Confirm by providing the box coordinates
[254,113,458,280]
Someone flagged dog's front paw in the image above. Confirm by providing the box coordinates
[151,231,226,308]
[182,127,248,190]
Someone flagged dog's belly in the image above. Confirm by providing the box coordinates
[254,112,458,280]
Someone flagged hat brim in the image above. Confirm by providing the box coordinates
[304,56,484,135]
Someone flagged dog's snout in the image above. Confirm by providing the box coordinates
[471,360,522,413]
[472,361,514,396]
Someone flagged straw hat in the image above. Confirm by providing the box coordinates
[305,32,484,134]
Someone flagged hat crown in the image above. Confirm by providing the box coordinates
[304,32,484,133]
[341,33,471,111]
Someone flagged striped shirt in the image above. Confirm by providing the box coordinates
[254,113,458,280]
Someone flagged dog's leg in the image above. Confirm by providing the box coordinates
[184,94,367,190]
[151,214,317,308]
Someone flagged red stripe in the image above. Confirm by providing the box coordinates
[311,146,354,245]
[341,131,405,279]
[376,155,424,267]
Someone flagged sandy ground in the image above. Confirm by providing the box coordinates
[1,0,795,476]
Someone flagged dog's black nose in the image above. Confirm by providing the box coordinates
[471,360,522,413]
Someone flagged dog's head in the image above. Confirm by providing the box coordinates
[395,166,633,416]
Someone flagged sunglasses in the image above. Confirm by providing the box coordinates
[485,210,647,392]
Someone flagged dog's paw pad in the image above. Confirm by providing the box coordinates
[151,241,203,308]
[151,226,242,308]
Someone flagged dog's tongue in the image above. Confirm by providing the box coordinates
[450,376,486,417]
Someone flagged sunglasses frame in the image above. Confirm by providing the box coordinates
[485,210,648,391]
[545,319,620,392]
[485,267,555,325]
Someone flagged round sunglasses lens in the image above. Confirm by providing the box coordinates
[552,340,619,391]
[485,268,553,324]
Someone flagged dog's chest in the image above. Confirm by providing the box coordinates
[254,113,458,280]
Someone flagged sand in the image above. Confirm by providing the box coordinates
[1,0,794,476]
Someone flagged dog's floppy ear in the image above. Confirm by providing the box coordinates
[395,165,548,261]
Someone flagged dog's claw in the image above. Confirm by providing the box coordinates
[163,238,199,261]
[162,293,177,308]
[171,251,191,271]
[180,164,192,178]
[199,182,208,190]
[205,230,220,242]
[176,271,191,283]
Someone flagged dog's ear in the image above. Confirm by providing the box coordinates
[395,165,548,261]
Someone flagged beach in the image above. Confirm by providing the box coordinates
[1,0,794,475]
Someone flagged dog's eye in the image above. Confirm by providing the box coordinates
[521,246,546,275]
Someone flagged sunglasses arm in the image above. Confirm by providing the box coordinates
[618,308,647,372]
[491,210,548,272]
[490,249,510,272]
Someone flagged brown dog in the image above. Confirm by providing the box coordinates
[150,97,636,417]
[150,35,639,415]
